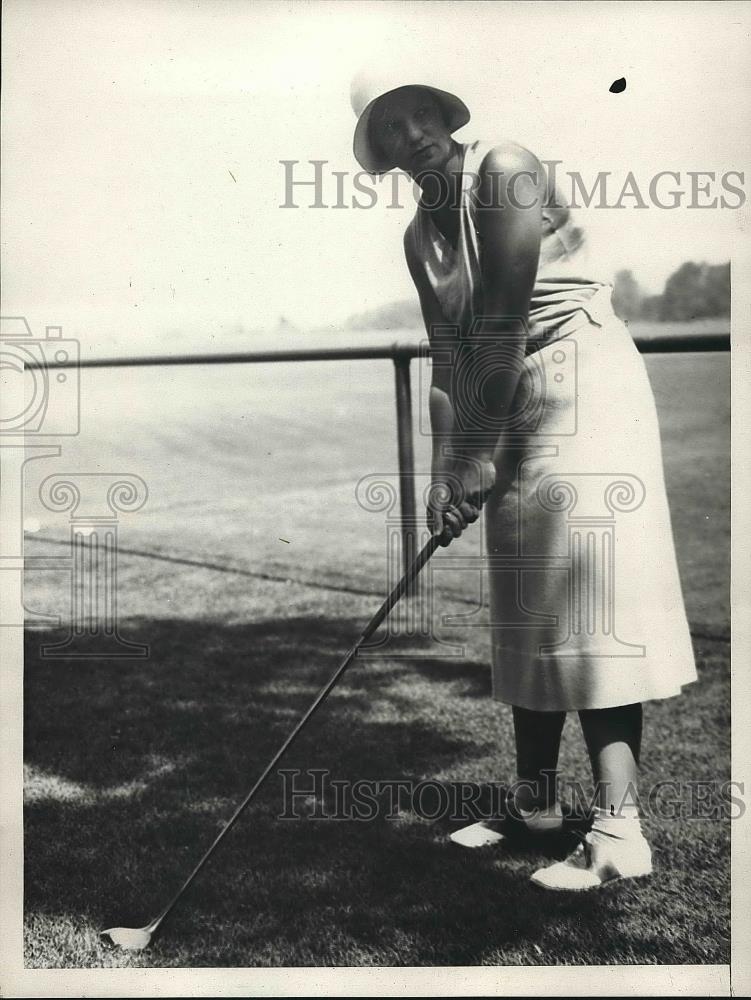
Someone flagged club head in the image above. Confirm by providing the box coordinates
[101,925,153,951]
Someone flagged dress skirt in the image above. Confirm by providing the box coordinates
[486,289,697,711]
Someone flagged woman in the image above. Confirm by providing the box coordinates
[349,72,697,890]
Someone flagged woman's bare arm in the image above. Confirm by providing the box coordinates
[459,141,544,462]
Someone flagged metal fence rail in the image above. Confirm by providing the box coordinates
[30,330,730,573]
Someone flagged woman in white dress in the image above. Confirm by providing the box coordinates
[350,73,697,890]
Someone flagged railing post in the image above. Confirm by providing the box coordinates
[392,349,418,588]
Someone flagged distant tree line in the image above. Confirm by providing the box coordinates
[612,261,730,322]
[345,260,730,330]
[346,299,423,331]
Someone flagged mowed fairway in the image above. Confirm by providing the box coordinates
[22,341,730,967]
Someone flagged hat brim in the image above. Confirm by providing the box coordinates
[353,85,470,175]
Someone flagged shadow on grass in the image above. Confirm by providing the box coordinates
[24,617,730,968]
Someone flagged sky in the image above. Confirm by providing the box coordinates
[2,0,750,353]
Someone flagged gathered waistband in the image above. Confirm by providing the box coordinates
[526,284,617,356]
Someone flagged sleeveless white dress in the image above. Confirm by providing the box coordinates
[405,140,697,711]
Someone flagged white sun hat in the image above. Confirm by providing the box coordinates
[350,68,470,175]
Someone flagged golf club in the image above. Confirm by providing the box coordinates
[101,532,441,951]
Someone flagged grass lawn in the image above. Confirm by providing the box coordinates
[22,349,730,967]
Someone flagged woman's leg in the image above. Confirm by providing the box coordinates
[449,705,565,847]
[578,703,643,813]
[530,702,652,889]
[512,706,567,810]
[449,705,566,847]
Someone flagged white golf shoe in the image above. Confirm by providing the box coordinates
[530,829,653,891]
[448,821,506,848]
[449,802,564,848]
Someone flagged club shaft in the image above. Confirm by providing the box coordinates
[153,533,441,930]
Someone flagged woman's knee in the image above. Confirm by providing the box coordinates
[579,703,642,726]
